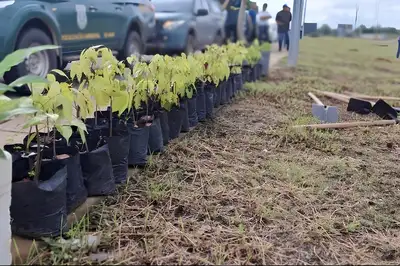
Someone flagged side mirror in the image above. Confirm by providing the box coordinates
[196,8,208,16]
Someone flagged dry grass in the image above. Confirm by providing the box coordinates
[29,37,400,265]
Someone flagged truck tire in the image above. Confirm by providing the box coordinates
[214,31,224,46]
[4,28,58,94]
[185,34,195,55]
[120,30,143,59]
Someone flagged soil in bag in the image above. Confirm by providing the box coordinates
[23,131,67,150]
[249,67,257,82]
[159,110,170,146]
[11,161,68,238]
[4,144,36,183]
[260,51,270,77]
[196,81,206,122]
[168,105,183,140]
[128,124,150,167]
[220,80,228,105]
[213,83,221,108]
[255,64,261,80]
[79,136,115,196]
[227,76,234,100]
[148,116,164,154]
[42,146,87,213]
[87,112,131,185]
[243,65,251,82]
[107,132,130,184]
[180,98,190,133]
[107,125,131,185]
[231,74,237,95]
[187,95,198,127]
[204,83,215,119]
[233,73,243,92]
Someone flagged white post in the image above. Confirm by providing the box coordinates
[299,0,305,38]
[288,0,304,67]
[236,0,247,42]
[0,152,12,264]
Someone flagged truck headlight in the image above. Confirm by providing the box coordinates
[163,20,185,30]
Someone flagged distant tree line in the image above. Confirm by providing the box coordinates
[308,24,399,38]
[355,25,399,34]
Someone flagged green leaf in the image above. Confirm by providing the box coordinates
[55,95,73,121]
[51,69,69,79]
[0,45,59,77]
[26,131,37,150]
[0,149,5,159]
[47,81,61,99]
[71,118,87,132]
[78,127,87,145]
[0,97,37,122]
[0,83,14,94]
[112,91,129,116]
[23,113,59,128]
[9,75,49,88]
[56,125,73,143]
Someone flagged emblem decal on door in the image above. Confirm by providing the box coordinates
[75,4,88,30]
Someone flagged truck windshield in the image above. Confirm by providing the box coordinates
[152,0,193,13]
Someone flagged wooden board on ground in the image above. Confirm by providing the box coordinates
[11,196,103,264]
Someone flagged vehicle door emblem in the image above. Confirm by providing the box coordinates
[75,4,88,30]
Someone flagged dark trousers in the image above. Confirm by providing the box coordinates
[397,40,400,58]
[278,31,290,51]
[248,27,256,43]
[258,25,270,43]
[225,24,237,43]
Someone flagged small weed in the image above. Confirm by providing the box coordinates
[146,182,170,202]
[346,221,361,233]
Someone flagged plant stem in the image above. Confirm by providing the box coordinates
[26,126,32,153]
[46,117,50,139]
[146,80,149,117]
[53,127,57,159]
[95,105,98,126]
[34,125,42,183]
[109,98,113,137]
[76,104,81,118]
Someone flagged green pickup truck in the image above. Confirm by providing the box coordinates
[0,0,155,88]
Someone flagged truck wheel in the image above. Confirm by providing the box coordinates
[120,30,143,59]
[185,34,195,54]
[214,31,224,46]
[4,28,57,93]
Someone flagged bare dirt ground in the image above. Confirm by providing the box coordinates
[30,37,400,265]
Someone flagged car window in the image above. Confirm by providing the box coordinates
[200,0,209,11]
[152,0,193,12]
[193,0,202,11]
[207,0,221,13]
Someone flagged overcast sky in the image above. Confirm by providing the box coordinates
[255,0,400,29]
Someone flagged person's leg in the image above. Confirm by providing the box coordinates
[258,25,265,42]
[224,25,231,43]
[278,33,284,51]
[251,27,256,42]
[285,31,290,51]
[397,40,400,58]
[231,24,238,43]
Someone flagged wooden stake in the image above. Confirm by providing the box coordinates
[307,92,324,105]
[344,91,400,102]
[293,119,396,129]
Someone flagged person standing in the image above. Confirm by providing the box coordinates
[275,4,292,51]
[222,0,241,43]
[248,2,258,42]
[397,36,400,59]
[256,3,272,43]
